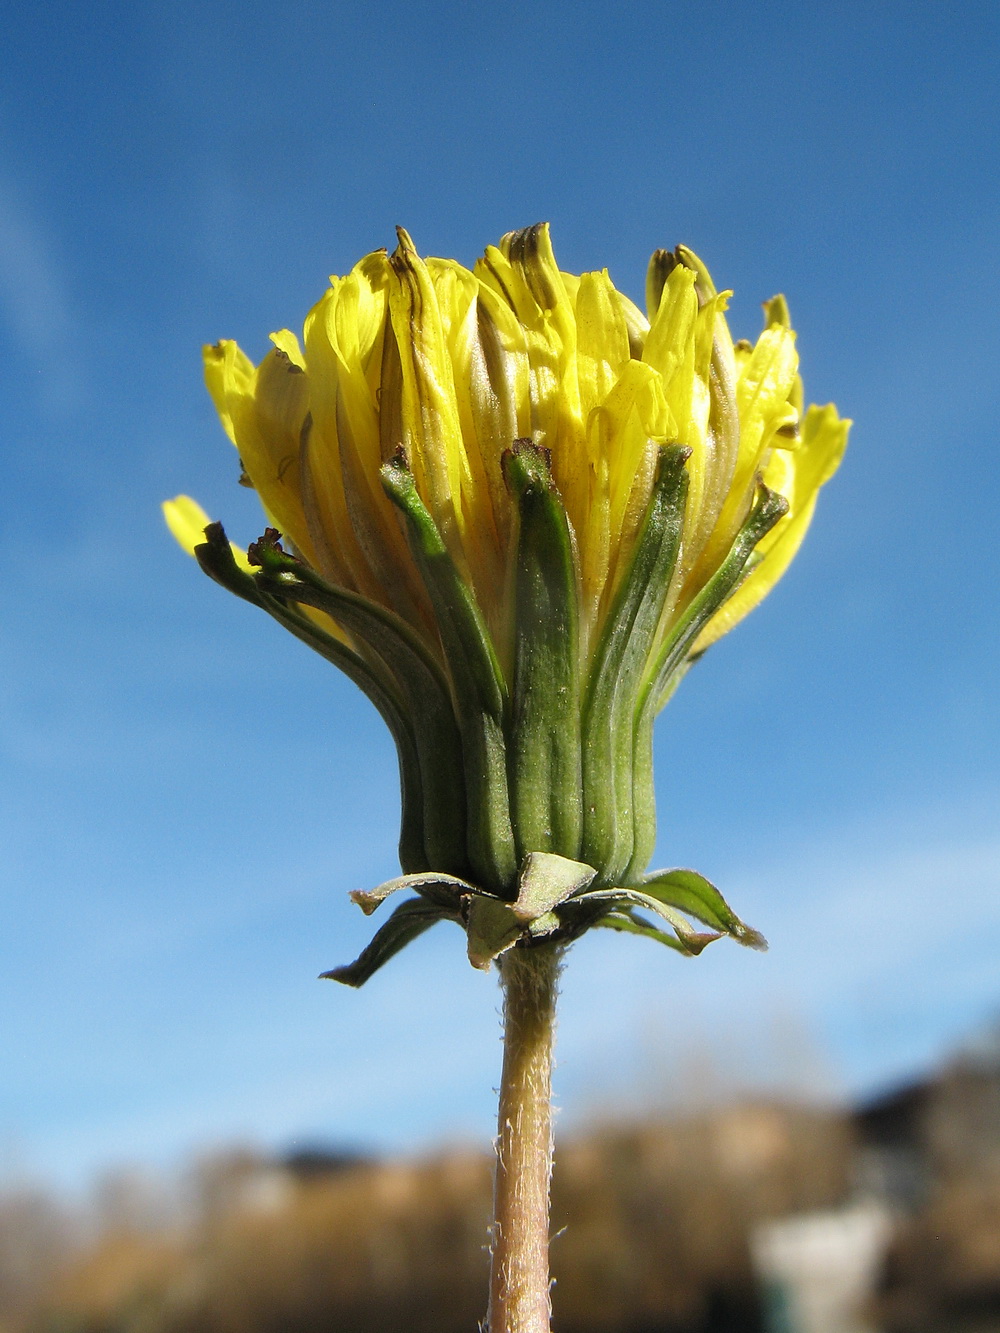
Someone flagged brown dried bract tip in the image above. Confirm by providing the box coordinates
[247,527,286,567]
[500,437,554,493]
[201,521,229,549]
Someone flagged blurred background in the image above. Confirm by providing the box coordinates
[1,1,998,1329]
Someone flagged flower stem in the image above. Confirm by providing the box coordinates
[487,943,561,1333]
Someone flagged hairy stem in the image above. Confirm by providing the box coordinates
[487,943,561,1333]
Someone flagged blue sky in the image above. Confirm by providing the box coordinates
[1,0,998,1192]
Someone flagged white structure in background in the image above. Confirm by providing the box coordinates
[752,1202,893,1333]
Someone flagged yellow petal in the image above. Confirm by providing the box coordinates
[453,278,535,665]
[691,309,740,564]
[303,267,398,592]
[424,256,510,627]
[478,225,584,478]
[689,324,799,585]
[595,361,668,550]
[613,287,649,358]
[478,240,565,451]
[269,327,306,369]
[468,281,533,532]
[584,360,669,630]
[576,270,631,421]
[643,264,724,561]
[642,262,698,386]
[735,325,799,468]
[226,341,315,561]
[162,495,251,570]
[387,229,470,553]
[428,263,508,537]
[203,340,253,446]
[297,283,369,590]
[692,403,850,652]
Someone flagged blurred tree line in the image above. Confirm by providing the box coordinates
[4,1039,1000,1333]
[0,1103,853,1333]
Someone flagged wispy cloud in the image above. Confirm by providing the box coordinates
[0,174,81,414]
[559,817,1000,1104]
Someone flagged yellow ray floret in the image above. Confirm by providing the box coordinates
[162,495,252,571]
[170,226,848,673]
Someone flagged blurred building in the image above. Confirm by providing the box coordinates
[6,1024,1000,1333]
[860,1024,1000,1333]
[752,1202,892,1333]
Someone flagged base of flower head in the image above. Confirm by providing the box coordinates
[321,851,767,986]
[185,444,791,907]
